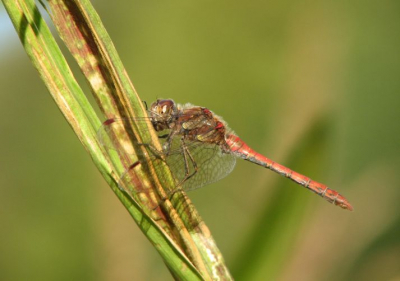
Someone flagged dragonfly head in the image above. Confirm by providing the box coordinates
[149,99,177,125]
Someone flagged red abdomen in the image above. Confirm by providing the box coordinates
[226,134,353,210]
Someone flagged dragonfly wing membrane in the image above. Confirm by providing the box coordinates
[166,141,236,192]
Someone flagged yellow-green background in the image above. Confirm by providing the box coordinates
[1,1,399,280]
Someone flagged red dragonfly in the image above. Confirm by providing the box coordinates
[98,99,353,211]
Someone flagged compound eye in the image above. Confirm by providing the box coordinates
[151,99,174,116]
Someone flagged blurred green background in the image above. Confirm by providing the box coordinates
[1,1,399,280]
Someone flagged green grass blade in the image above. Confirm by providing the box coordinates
[2,0,233,279]
[46,0,232,279]
[1,0,205,279]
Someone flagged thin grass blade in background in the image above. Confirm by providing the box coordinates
[232,117,330,280]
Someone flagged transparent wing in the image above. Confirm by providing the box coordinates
[166,140,236,191]
[97,117,236,195]
[97,117,155,156]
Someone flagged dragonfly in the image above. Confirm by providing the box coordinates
[98,99,353,211]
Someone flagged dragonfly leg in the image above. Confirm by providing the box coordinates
[136,142,164,160]
[161,131,179,157]
[184,144,198,181]
[180,139,198,185]
[168,139,198,198]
